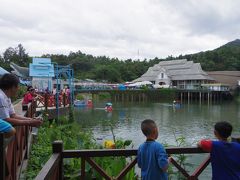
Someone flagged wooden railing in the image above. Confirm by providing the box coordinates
[0,101,37,180]
[36,141,211,180]
[36,93,70,110]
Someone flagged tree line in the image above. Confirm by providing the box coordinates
[1,40,240,82]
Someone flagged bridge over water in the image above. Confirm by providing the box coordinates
[76,89,231,102]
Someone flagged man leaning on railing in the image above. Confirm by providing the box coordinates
[0,74,42,135]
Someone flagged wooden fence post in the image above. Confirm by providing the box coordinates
[25,100,37,159]
[44,93,48,111]
[30,102,33,118]
[0,133,5,180]
[63,93,66,107]
[52,141,63,180]
[24,125,29,160]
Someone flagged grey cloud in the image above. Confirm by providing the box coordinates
[159,0,240,38]
[0,0,239,59]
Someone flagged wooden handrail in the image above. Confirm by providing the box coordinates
[36,93,70,109]
[35,154,61,180]
[62,147,206,158]
[0,101,37,180]
[37,142,210,180]
[0,133,5,180]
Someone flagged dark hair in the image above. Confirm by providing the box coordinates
[214,121,232,139]
[27,86,33,91]
[0,74,20,90]
[141,119,157,136]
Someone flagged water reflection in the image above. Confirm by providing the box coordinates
[75,101,240,145]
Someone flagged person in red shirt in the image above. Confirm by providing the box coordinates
[198,121,240,180]
[22,86,35,110]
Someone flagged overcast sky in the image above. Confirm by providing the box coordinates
[0,0,240,60]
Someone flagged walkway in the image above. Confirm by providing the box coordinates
[14,100,25,116]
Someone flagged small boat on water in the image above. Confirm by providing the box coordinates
[74,99,94,107]
[87,99,93,107]
[105,102,113,112]
[173,100,182,108]
[74,100,87,107]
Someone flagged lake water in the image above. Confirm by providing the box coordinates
[74,100,240,179]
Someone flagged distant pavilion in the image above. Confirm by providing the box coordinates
[134,59,214,89]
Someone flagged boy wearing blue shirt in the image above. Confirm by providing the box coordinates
[0,119,15,137]
[198,121,240,180]
[137,119,170,180]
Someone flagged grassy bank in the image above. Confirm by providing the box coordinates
[25,114,135,179]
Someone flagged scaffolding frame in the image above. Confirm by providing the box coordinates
[54,64,74,121]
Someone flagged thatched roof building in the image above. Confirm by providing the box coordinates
[134,59,214,89]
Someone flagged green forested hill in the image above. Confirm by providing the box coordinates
[1,39,240,82]
[178,39,240,71]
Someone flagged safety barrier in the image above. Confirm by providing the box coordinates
[0,101,37,180]
[36,93,70,109]
[36,141,210,180]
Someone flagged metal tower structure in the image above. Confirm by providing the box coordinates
[54,64,74,121]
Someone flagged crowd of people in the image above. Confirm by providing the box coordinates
[0,74,239,179]
[47,85,71,107]
[23,85,71,108]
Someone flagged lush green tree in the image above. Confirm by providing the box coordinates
[94,65,121,82]
[1,39,240,82]
[3,44,29,67]
[0,55,10,71]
